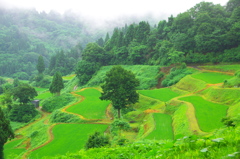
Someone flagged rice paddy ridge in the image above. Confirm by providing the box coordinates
[19,87,111,158]
[189,66,235,75]
[61,87,112,123]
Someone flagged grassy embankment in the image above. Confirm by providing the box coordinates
[87,65,161,90]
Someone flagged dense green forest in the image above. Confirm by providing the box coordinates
[0,8,107,78]
[90,0,240,66]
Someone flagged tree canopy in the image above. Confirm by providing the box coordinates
[0,107,14,159]
[100,66,139,118]
[36,55,45,74]
[13,83,38,104]
[49,71,64,95]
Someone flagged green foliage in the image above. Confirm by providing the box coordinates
[13,83,38,104]
[88,65,160,90]
[162,67,195,87]
[67,89,110,119]
[138,88,179,102]
[50,109,82,123]
[85,131,110,149]
[39,125,240,158]
[100,66,140,118]
[223,70,240,88]
[8,103,38,123]
[49,71,64,95]
[180,96,228,132]
[145,113,174,140]
[42,93,75,113]
[75,60,100,86]
[36,55,45,74]
[0,107,14,147]
[110,119,131,136]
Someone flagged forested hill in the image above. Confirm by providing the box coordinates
[1,0,240,80]
[88,0,240,67]
[0,7,106,78]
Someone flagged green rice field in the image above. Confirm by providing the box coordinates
[35,91,52,100]
[138,88,179,102]
[191,72,232,84]
[180,96,228,132]
[4,139,25,159]
[145,113,174,140]
[30,124,108,158]
[67,89,110,119]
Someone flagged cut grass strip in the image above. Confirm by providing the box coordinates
[29,124,108,158]
[66,88,110,119]
[191,72,232,84]
[138,88,179,102]
[145,113,174,140]
[172,104,192,136]
[199,64,240,73]
[180,96,228,132]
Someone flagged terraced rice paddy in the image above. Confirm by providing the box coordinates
[30,124,108,158]
[66,88,110,119]
[138,88,179,102]
[180,96,228,132]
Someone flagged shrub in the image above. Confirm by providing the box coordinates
[50,109,82,123]
[42,93,75,112]
[8,103,38,123]
[85,131,110,149]
[162,67,195,87]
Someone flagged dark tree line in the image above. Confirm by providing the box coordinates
[89,0,240,67]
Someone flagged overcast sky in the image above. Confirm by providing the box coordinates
[0,0,229,21]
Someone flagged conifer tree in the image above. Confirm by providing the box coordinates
[36,55,45,74]
[105,32,110,43]
[49,71,64,96]
[0,107,14,159]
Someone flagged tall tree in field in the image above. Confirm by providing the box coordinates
[49,71,64,96]
[100,66,139,118]
[36,55,45,74]
[0,107,14,159]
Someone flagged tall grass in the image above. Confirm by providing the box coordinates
[172,104,192,136]
[145,113,174,140]
[174,75,206,93]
